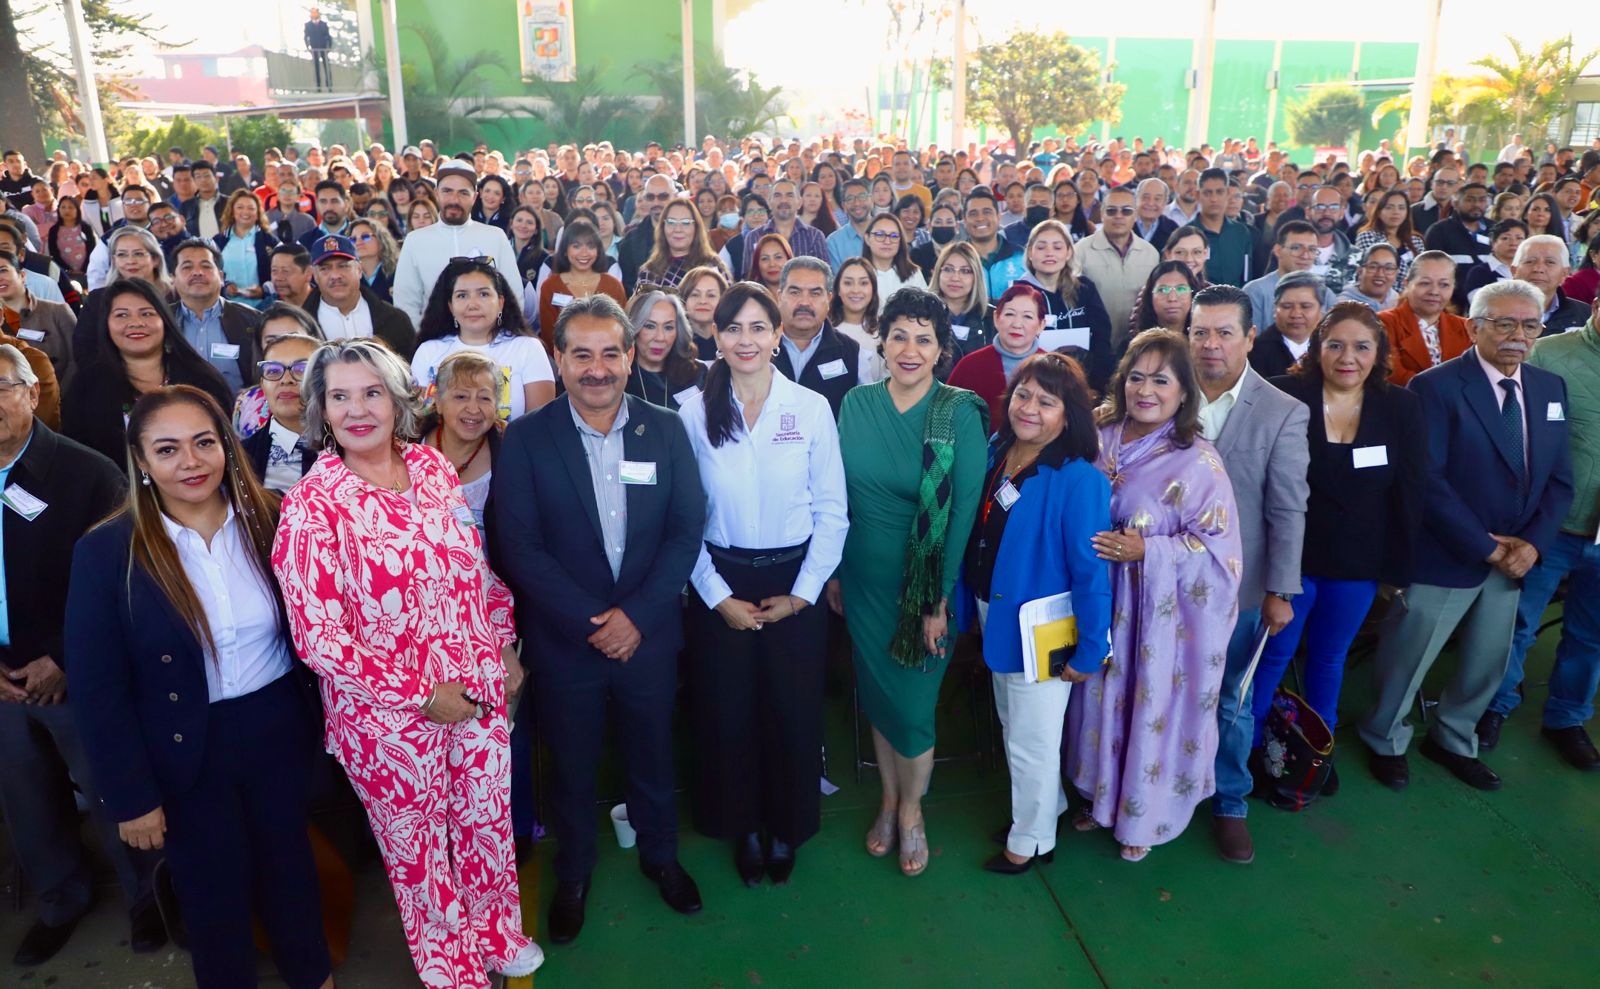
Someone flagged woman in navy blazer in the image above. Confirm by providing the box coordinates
[65,385,330,989]
[1251,302,1428,796]
[957,352,1112,875]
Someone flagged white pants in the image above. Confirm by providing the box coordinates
[992,671,1072,857]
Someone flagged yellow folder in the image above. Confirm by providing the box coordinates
[1019,592,1078,682]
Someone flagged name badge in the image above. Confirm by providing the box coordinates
[16,328,44,342]
[0,483,46,521]
[551,292,574,308]
[818,358,847,380]
[1475,233,1491,245]
[619,460,657,485]
[1352,445,1388,469]
[450,504,477,529]
[952,323,971,340]
[1548,401,1566,421]
[995,479,1020,510]
[673,385,701,406]
[210,342,240,360]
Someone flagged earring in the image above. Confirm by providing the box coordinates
[771,346,781,357]
[322,423,336,449]
[715,349,723,359]
[453,318,460,331]
[140,471,151,486]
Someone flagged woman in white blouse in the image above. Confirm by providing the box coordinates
[863,213,927,314]
[678,281,849,889]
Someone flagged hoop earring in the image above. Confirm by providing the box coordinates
[771,346,781,357]
[715,349,723,359]
[322,423,336,449]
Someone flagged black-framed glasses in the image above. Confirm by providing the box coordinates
[1101,205,1136,216]
[449,255,496,267]
[257,359,309,381]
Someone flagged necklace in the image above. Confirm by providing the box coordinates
[431,428,487,474]
[1322,390,1363,440]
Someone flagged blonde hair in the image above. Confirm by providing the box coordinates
[930,240,987,313]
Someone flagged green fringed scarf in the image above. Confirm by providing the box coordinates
[889,383,988,668]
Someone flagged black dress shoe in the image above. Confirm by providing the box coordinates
[765,836,796,885]
[1420,737,1502,791]
[1542,725,1600,770]
[12,916,79,967]
[734,833,765,888]
[982,849,1053,875]
[129,896,168,954]
[1476,711,1506,751]
[641,860,703,915]
[1368,749,1410,791]
[547,881,589,944]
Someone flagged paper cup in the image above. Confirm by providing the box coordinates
[610,803,636,849]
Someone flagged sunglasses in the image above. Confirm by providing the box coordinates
[257,359,308,381]
[1101,205,1136,216]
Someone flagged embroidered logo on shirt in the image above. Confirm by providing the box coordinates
[772,411,805,444]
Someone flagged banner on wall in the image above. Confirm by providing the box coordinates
[519,1,577,82]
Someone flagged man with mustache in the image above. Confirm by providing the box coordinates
[302,235,415,357]
[170,237,262,392]
[773,257,869,419]
[1360,278,1574,793]
[490,294,707,944]
[393,161,520,326]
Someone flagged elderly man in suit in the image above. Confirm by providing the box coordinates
[1188,284,1310,865]
[0,344,164,965]
[490,294,707,945]
[1359,279,1574,791]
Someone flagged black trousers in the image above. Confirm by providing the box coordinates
[161,673,330,989]
[536,639,680,884]
[687,545,825,847]
[311,49,332,90]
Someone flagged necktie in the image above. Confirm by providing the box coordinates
[1499,379,1525,506]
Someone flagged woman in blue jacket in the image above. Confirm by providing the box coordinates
[958,352,1112,874]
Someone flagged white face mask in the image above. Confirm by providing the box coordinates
[718,212,740,230]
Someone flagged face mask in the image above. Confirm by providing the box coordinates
[930,226,957,245]
[1025,205,1051,228]
[719,212,740,229]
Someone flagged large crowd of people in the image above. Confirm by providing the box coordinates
[0,124,1596,987]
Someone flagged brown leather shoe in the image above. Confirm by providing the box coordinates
[1212,816,1255,864]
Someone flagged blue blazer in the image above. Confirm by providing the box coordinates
[64,514,309,822]
[488,395,706,666]
[955,447,1113,676]
[1409,352,1575,588]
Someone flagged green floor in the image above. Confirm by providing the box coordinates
[527,620,1600,989]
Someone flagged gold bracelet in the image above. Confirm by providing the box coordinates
[420,685,437,716]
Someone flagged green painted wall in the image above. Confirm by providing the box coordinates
[1209,40,1276,147]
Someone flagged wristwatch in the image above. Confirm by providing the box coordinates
[1268,591,1295,603]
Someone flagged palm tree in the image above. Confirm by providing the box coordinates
[369,28,518,147]
[632,57,787,142]
[527,64,639,142]
[1472,34,1598,142]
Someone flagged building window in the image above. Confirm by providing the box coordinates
[1567,103,1600,146]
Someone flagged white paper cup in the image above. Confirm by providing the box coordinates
[610,803,636,849]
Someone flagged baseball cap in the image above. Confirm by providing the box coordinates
[311,234,357,265]
[402,145,422,158]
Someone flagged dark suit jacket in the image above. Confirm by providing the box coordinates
[242,419,317,491]
[303,285,417,359]
[488,394,706,666]
[65,513,312,822]
[0,422,125,670]
[62,356,233,466]
[1271,374,1426,585]
[216,298,265,385]
[1248,327,1304,380]
[1408,353,1575,587]
[180,196,226,236]
[1137,214,1181,252]
[771,322,862,420]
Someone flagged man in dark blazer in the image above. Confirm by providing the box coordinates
[171,238,262,392]
[489,294,706,945]
[1360,279,1575,792]
[302,234,417,358]
[772,257,867,419]
[0,350,164,965]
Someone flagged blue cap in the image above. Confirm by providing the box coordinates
[312,234,357,264]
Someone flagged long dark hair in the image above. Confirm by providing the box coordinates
[1095,329,1204,448]
[472,174,514,229]
[1289,301,1393,391]
[552,219,602,275]
[416,258,532,346]
[828,256,881,333]
[994,352,1099,463]
[1357,189,1417,244]
[703,281,781,448]
[120,385,281,659]
[1133,260,1201,332]
[863,213,916,280]
[1525,192,1566,240]
[99,278,228,394]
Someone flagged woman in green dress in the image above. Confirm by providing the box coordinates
[830,286,987,877]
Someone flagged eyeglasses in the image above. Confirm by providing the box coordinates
[1101,205,1135,216]
[257,359,309,381]
[449,254,495,267]
[1310,204,1342,212]
[1153,284,1192,296]
[869,230,901,241]
[743,209,769,221]
[1476,316,1542,337]
[942,265,976,277]
[354,233,376,243]
[842,193,871,204]
[0,378,30,394]
[662,217,695,228]
[1282,244,1319,255]
[1361,263,1399,275]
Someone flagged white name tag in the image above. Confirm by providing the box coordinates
[995,479,1020,510]
[673,385,700,406]
[16,328,44,342]
[450,504,477,529]
[210,342,240,360]
[1475,233,1491,245]
[551,292,574,308]
[952,323,971,340]
[1352,445,1388,469]
[1548,401,1566,421]
[1040,327,1091,352]
[1,483,46,521]
[619,460,657,485]
[818,358,848,380]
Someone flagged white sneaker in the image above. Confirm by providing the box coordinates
[497,940,546,977]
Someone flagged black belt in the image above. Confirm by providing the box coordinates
[706,542,808,568]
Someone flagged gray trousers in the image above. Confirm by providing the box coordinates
[1359,571,1521,759]
[0,700,153,925]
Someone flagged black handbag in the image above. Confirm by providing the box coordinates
[1254,687,1334,812]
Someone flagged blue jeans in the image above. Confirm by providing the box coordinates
[1213,608,1262,819]
[1490,531,1600,728]
[1249,575,1378,745]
